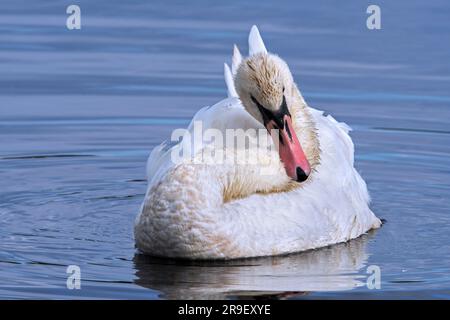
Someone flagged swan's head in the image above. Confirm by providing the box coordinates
[235,52,311,182]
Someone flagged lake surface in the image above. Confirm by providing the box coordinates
[1,0,449,299]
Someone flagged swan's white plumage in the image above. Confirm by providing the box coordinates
[248,25,267,56]
[136,98,381,259]
[135,26,381,260]
[224,63,238,98]
[232,44,242,75]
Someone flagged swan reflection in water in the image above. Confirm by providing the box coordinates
[133,231,377,299]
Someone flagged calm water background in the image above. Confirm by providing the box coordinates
[1,0,449,299]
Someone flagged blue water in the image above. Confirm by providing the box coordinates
[1,0,449,299]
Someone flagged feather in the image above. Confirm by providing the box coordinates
[249,25,267,56]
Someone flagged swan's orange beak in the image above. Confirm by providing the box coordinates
[253,95,311,182]
[265,115,310,182]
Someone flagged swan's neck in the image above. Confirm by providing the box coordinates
[289,83,321,172]
[219,86,322,200]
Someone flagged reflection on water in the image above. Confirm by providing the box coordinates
[1,0,450,299]
[134,232,375,299]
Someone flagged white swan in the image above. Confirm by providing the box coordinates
[135,26,381,259]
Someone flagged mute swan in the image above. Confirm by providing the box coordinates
[135,26,381,259]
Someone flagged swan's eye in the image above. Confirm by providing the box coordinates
[282,86,285,93]
[251,95,262,108]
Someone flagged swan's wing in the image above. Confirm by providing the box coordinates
[146,141,175,184]
[231,44,242,75]
[146,98,261,185]
[224,63,238,98]
[226,43,243,98]
[309,108,356,169]
[146,27,270,186]
[305,107,372,216]
[186,97,261,138]
[145,103,213,183]
[249,25,267,56]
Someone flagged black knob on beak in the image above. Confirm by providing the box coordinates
[296,167,308,182]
